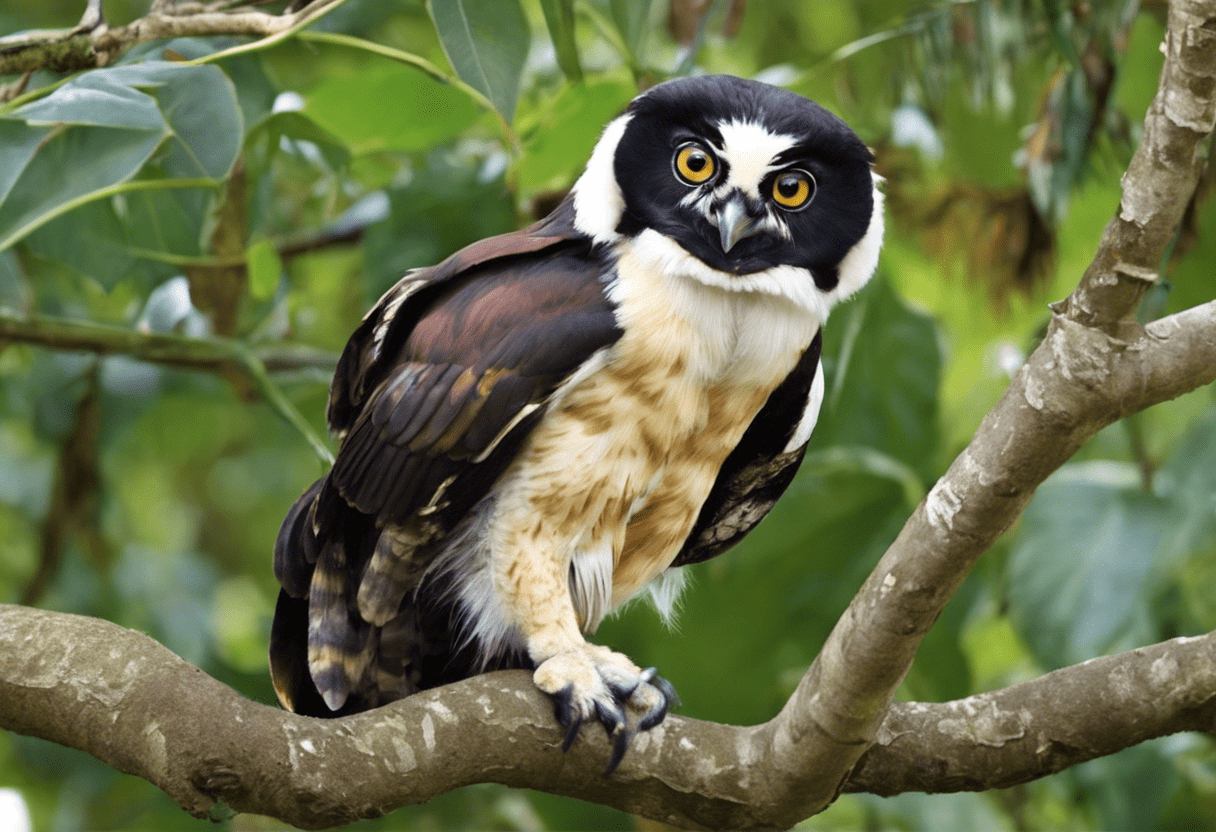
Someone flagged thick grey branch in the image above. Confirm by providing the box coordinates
[759,0,1216,814]
[1064,0,1216,327]
[1,608,1214,830]
[3,2,1214,828]
[848,632,1216,795]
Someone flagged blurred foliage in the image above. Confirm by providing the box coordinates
[1,0,1215,830]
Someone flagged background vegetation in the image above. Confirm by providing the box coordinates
[1,0,1213,829]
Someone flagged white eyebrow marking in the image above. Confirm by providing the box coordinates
[714,119,799,198]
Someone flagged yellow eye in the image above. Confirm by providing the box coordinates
[772,171,815,210]
[674,143,716,185]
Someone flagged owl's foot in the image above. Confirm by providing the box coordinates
[533,644,680,774]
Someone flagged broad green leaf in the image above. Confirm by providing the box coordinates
[516,80,633,193]
[609,0,653,64]
[120,38,278,131]
[246,239,283,300]
[812,273,942,481]
[0,249,27,309]
[25,200,136,288]
[119,186,211,258]
[11,73,164,131]
[0,119,51,206]
[0,62,242,252]
[1006,462,1169,669]
[539,0,583,82]
[101,62,243,180]
[428,0,530,122]
[304,68,481,153]
[0,124,166,252]
[246,110,351,173]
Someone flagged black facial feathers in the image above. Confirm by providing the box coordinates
[611,75,875,288]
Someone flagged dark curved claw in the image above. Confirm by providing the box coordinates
[544,661,681,775]
[604,724,633,776]
[594,698,625,738]
[648,669,681,708]
[553,684,584,752]
[636,668,680,731]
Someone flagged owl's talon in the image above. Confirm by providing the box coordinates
[534,646,680,774]
[605,726,633,775]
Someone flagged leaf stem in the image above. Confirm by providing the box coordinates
[186,0,354,66]
[0,177,220,254]
[0,310,335,466]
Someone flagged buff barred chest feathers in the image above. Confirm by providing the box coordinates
[270,74,884,773]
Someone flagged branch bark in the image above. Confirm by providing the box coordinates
[0,0,347,75]
[847,632,1216,796]
[1,298,1214,828]
[1,606,1213,830]
[753,0,1216,816]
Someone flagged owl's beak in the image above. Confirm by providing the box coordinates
[712,194,761,253]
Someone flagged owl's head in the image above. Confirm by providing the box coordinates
[571,75,883,312]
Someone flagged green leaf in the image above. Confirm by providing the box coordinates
[428,0,530,123]
[25,200,136,289]
[246,239,283,301]
[11,73,164,131]
[0,123,166,252]
[0,62,242,252]
[0,249,28,309]
[101,62,243,180]
[516,80,633,193]
[812,274,942,481]
[539,0,583,82]
[609,0,653,65]
[121,37,279,131]
[119,186,211,259]
[1006,462,1169,669]
[304,67,481,153]
[246,110,351,173]
[0,120,52,207]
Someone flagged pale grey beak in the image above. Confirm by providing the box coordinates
[712,194,761,253]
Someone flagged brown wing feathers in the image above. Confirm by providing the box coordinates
[270,202,624,715]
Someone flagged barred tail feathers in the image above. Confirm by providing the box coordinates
[270,477,453,715]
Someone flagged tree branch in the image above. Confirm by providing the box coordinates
[3,1,1214,828]
[1063,0,1216,327]
[0,310,338,463]
[847,632,1216,796]
[0,0,348,75]
[0,309,337,376]
[753,0,1216,816]
[1,607,1213,830]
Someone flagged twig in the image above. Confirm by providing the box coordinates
[0,310,337,465]
[21,362,106,606]
[0,0,351,76]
